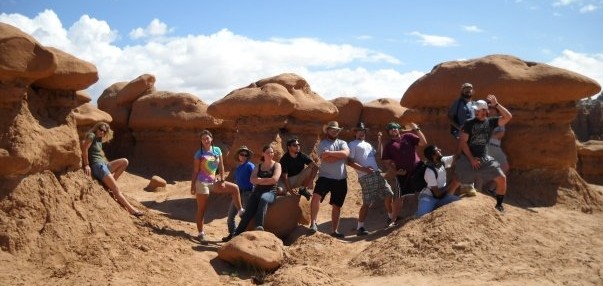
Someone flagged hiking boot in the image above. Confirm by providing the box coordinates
[221,233,233,242]
[255,226,264,231]
[357,227,369,236]
[330,231,345,239]
[299,187,312,201]
[495,204,505,213]
[309,223,318,234]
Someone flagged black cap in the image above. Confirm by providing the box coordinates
[353,122,368,131]
[423,145,438,159]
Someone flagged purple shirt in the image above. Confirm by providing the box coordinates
[382,133,420,173]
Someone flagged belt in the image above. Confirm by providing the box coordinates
[489,143,500,147]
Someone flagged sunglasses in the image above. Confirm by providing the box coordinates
[98,128,108,132]
[289,143,300,147]
[239,153,249,157]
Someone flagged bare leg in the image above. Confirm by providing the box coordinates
[384,195,393,215]
[195,194,209,233]
[331,205,341,233]
[310,193,321,225]
[107,158,128,180]
[102,173,139,214]
[358,204,369,225]
[494,175,507,195]
[214,182,243,210]
[448,177,461,195]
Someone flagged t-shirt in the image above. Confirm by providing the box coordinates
[316,138,348,180]
[462,117,500,158]
[194,146,222,183]
[448,98,476,135]
[421,156,453,197]
[348,139,379,178]
[382,133,420,173]
[279,152,313,177]
[86,133,108,165]
[235,161,254,192]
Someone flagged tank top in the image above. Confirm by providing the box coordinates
[254,162,277,193]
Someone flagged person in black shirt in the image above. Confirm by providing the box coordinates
[278,138,318,200]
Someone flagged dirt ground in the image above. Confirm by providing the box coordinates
[1,168,602,286]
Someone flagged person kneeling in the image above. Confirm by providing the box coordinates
[416,145,460,218]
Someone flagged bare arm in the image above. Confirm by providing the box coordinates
[80,137,92,176]
[409,123,427,147]
[191,158,200,194]
[251,162,282,185]
[486,94,512,126]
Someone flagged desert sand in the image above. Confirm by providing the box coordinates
[2,166,600,286]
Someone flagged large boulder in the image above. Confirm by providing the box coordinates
[401,54,602,206]
[0,23,56,84]
[218,231,285,272]
[33,47,98,90]
[577,141,603,185]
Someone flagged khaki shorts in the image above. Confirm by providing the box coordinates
[278,166,313,189]
[195,181,216,195]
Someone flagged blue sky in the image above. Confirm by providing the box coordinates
[1,0,601,104]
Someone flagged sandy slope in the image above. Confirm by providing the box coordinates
[1,169,602,285]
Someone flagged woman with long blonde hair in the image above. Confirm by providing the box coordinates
[81,122,142,216]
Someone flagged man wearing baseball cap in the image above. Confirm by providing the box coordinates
[455,95,512,212]
[381,121,426,226]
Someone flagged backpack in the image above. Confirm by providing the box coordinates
[406,161,438,195]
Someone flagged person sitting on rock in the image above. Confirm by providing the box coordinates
[416,145,460,217]
[278,138,318,201]
[80,122,143,217]
[234,144,282,235]
[222,145,255,242]
[191,130,244,243]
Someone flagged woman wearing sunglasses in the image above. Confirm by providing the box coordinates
[81,122,143,217]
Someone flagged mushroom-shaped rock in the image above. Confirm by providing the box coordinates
[128,91,232,175]
[72,103,113,138]
[0,23,56,83]
[330,97,362,141]
[75,90,91,105]
[256,73,338,121]
[97,81,130,130]
[129,91,222,130]
[208,81,296,120]
[33,47,98,90]
[400,54,602,206]
[115,74,156,106]
[218,231,285,272]
[401,54,601,108]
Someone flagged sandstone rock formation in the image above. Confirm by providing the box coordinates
[572,98,603,141]
[0,24,97,178]
[577,140,603,185]
[208,73,337,169]
[218,231,285,272]
[401,54,602,206]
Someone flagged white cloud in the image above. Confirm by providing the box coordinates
[579,4,598,12]
[0,10,414,104]
[548,50,603,95]
[553,0,578,7]
[129,18,170,39]
[409,31,457,47]
[462,25,483,33]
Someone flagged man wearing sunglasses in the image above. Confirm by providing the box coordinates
[278,138,318,201]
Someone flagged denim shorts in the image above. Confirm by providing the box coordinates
[91,163,111,181]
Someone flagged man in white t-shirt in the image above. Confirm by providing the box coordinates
[347,122,394,236]
[415,145,460,217]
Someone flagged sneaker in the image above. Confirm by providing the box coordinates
[255,226,264,231]
[237,208,245,217]
[357,227,369,236]
[460,185,477,197]
[221,233,233,242]
[299,188,312,201]
[385,218,392,227]
[309,223,318,234]
[195,232,206,243]
[495,204,505,212]
[330,231,345,239]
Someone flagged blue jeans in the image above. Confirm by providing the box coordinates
[234,190,277,234]
[416,193,460,218]
[226,191,252,235]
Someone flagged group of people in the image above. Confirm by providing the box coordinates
[80,82,512,242]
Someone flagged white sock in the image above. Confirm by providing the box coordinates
[357,222,364,229]
[388,213,394,219]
